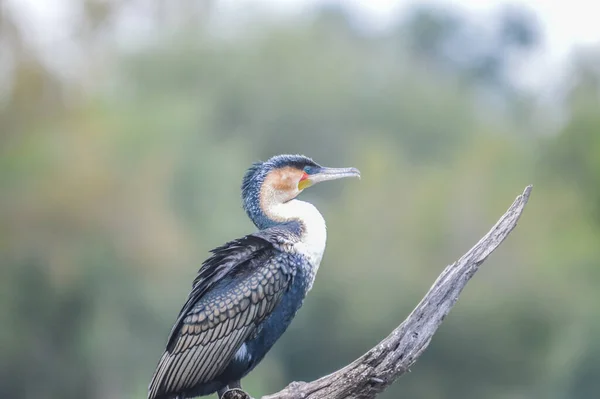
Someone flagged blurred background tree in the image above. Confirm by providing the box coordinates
[1,1,599,398]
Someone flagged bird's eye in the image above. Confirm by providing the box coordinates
[303,166,312,174]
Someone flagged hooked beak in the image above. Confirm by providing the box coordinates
[307,166,361,186]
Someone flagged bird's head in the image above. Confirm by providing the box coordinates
[242,154,360,228]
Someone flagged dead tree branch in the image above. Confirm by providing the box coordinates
[262,185,533,399]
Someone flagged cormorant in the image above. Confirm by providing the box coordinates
[148,154,360,399]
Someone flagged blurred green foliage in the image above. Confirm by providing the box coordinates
[1,2,599,399]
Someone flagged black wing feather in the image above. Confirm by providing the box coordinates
[148,229,297,399]
[165,234,272,351]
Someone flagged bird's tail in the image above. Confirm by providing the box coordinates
[148,351,174,399]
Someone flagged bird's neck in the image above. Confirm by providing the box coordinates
[264,199,328,269]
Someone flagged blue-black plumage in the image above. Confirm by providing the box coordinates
[148,154,360,399]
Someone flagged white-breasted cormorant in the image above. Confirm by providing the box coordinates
[148,154,360,399]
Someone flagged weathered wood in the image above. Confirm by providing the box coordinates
[260,185,533,399]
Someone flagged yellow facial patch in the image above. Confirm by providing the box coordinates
[298,178,312,190]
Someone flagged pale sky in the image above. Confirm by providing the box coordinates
[216,0,600,91]
[9,0,600,55]
[219,0,599,59]
[5,0,600,91]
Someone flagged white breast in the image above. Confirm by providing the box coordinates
[269,199,327,275]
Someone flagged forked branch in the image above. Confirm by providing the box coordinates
[260,185,533,399]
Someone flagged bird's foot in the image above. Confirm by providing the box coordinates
[221,388,253,399]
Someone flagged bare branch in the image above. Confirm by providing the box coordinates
[262,185,533,399]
